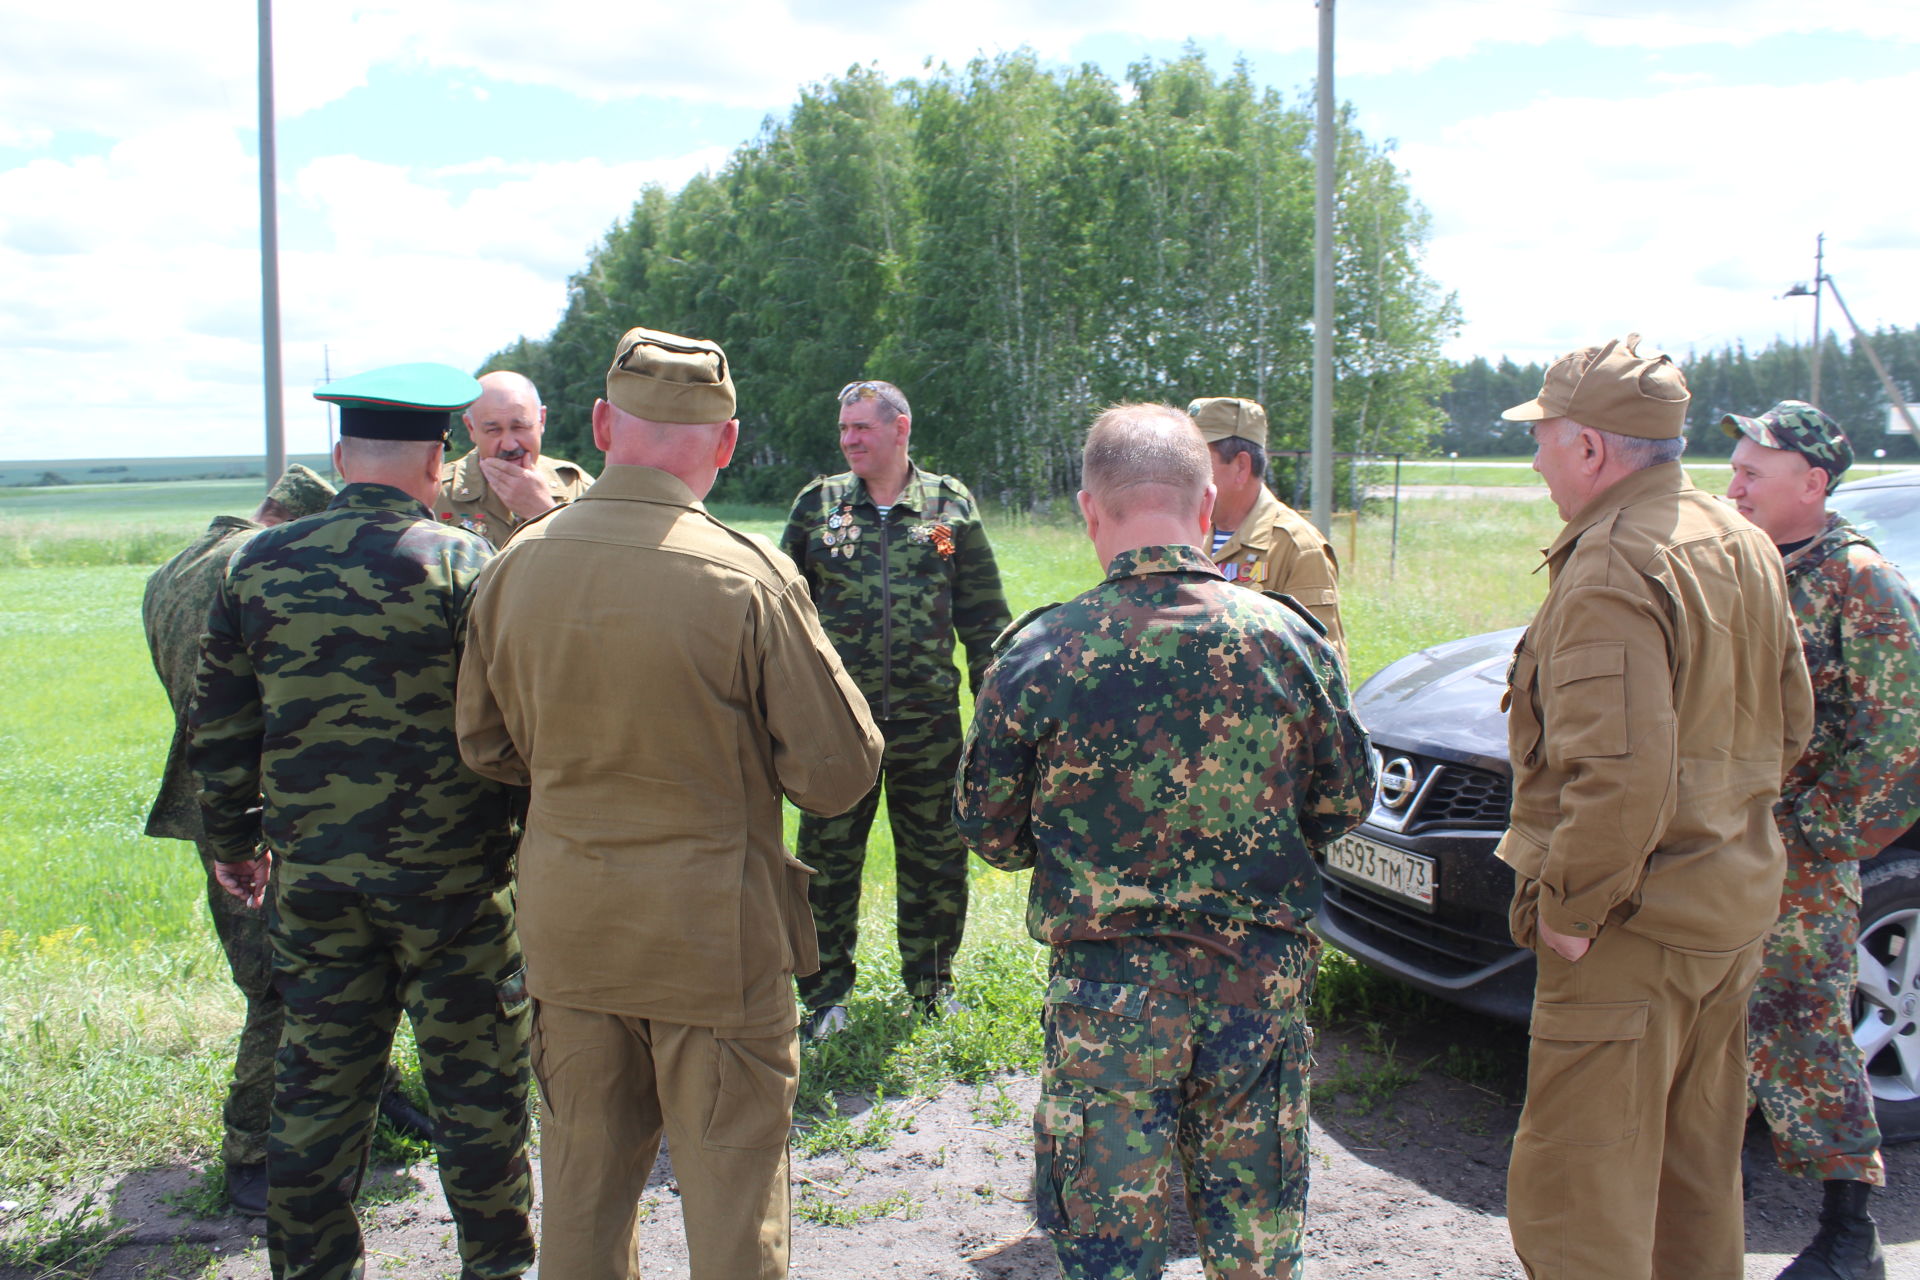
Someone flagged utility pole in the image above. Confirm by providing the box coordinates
[1311,0,1335,536]
[1810,232,1825,409]
[257,0,285,488]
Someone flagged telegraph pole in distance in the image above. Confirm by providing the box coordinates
[1310,0,1335,536]
[257,0,285,487]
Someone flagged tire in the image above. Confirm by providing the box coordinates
[1854,845,1920,1144]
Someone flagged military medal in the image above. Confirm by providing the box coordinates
[824,531,837,546]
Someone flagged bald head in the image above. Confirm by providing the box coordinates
[463,370,547,465]
[591,398,738,499]
[1081,403,1212,521]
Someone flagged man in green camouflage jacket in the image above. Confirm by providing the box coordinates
[143,464,334,1214]
[189,365,533,1280]
[781,379,1009,1036]
[956,403,1374,1280]
[1725,401,1920,1280]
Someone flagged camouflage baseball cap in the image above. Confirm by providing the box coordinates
[1187,397,1268,447]
[264,463,337,519]
[1501,333,1690,440]
[1721,400,1853,492]
[607,326,735,424]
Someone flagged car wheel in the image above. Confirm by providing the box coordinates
[1855,848,1920,1143]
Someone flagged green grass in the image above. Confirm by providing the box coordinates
[0,474,1554,1262]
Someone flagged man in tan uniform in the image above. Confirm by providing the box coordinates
[456,326,883,1280]
[1189,396,1346,664]
[436,369,593,545]
[1498,334,1813,1280]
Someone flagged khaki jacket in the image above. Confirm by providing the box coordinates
[436,450,594,548]
[1498,462,1813,952]
[1213,484,1346,665]
[457,466,882,1035]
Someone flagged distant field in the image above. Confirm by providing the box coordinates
[0,454,332,490]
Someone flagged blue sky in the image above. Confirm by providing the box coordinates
[2,0,1915,460]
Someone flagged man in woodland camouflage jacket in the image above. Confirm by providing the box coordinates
[1725,400,1920,1280]
[189,365,532,1280]
[955,402,1373,1280]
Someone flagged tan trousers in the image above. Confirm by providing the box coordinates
[531,1001,800,1280]
[1507,926,1763,1280]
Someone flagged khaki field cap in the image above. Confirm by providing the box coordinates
[1501,333,1690,440]
[606,326,736,424]
[1187,397,1269,447]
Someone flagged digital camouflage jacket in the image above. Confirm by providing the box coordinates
[189,483,517,896]
[782,462,1009,719]
[143,514,261,842]
[955,545,1374,984]
[1778,512,1920,898]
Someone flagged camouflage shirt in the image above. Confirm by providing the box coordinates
[189,483,517,896]
[1778,512,1920,896]
[955,545,1375,983]
[782,461,1010,718]
[142,514,261,842]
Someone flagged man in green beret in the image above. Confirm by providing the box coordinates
[780,378,1011,1038]
[190,364,533,1280]
[1189,396,1347,667]
[1726,401,1920,1280]
[437,370,594,546]
[459,327,881,1278]
[142,463,334,1215]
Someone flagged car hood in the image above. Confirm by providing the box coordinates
[1353,626,1524,774]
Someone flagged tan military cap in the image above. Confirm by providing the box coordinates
[1187,397,1268,447]
[265,462,337,519]
[606,326,736,424]
[1501,333,1689,440]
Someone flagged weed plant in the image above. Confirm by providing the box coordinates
[2,477,1567,1260]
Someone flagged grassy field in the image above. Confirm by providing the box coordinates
[0,473,1562,1264]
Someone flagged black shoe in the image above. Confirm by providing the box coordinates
[378,1088,437,1143]
[803,1004,850,1041]
[1777,1179,1886,1280]
[224,1162,267,1217]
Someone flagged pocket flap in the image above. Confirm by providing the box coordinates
[1034,1093,1084,1139]
[1531,999,1649,1043]
[1550,641,1625,687]
[1045,977,1148,1020]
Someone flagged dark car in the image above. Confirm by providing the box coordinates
[1319,471,1920,1140]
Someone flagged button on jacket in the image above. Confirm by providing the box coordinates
[437,449,593,548]
[457,465,883,1036]
[1211,483,1346,665]
[1498,461,1814,951]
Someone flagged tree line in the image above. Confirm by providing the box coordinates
[1439,328,1920,460]
[478,50,1457,505]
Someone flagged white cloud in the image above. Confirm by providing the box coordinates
[1400,70,1920,365]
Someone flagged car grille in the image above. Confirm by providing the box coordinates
[1322,878,1516,979]
[1414,765,1510,829]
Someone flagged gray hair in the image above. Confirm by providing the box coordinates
[838,379,910,421]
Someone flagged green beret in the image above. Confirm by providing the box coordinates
[314,363,482,441]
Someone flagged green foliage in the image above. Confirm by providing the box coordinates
[480,49,1457,506]
[794,1188,922,1227]
[793,1096,903,1159]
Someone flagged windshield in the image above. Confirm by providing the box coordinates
[1830,483,1920,574]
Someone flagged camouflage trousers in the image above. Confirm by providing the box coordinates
[1748,869,1886,1185]
[266,882,534,1280]
[795,708,967,1009]
[1033,960,1314,1280]
[199,844,283,1168]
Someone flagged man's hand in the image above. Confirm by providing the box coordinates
[1539,919,1591,963]
[213,852,273,910]
[478,456,557,522]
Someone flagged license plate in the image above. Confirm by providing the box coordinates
[1325,835,1436,910]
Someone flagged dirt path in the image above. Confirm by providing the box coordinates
[34,1011,1920,1279]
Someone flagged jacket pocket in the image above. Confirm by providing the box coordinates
[1546,641,1629,759]
[782,852,820,977]
[1522,999,1648,1149]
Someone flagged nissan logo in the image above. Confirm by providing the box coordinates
[1378,756,1419,810]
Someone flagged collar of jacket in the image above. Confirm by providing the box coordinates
[1219,483,1284,553]
[1103,544,1227,582]
[1540,460,1692,570]
[846,459,936,515]
[334,482,433,518]
[574,463,701,509]
[1783,510,1873,575]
